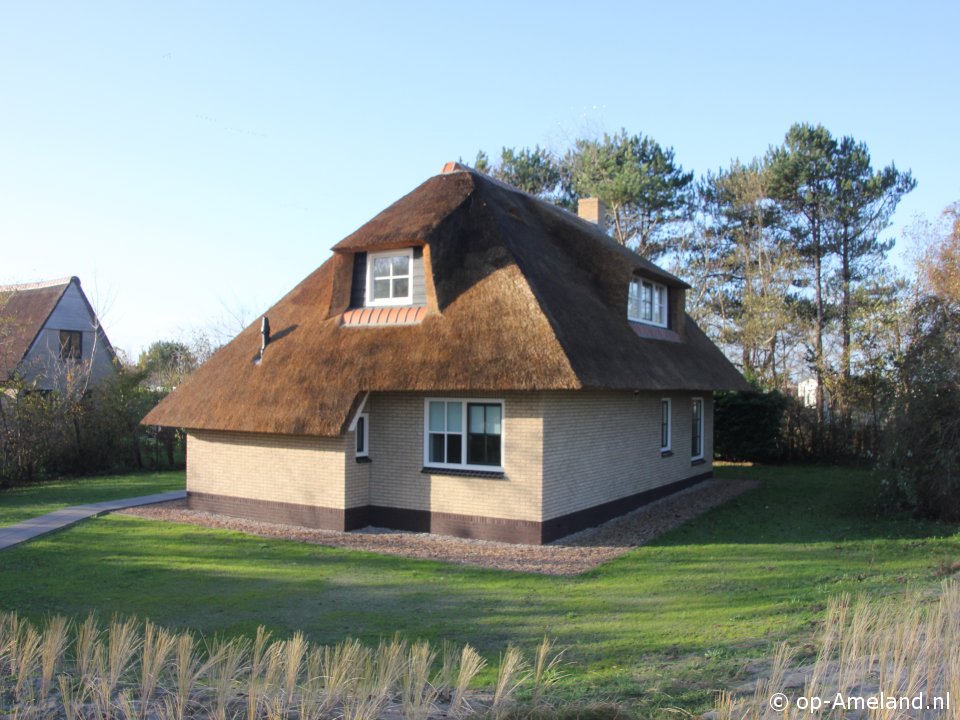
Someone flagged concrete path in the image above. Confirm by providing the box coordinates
[0,490,187,550]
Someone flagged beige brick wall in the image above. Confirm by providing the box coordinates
[187,430,349,508]
[541,391,713,520]
[345,397,372,509]
[365,392,543,521]
[188,390,713,527]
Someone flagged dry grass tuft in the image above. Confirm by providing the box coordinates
[716,580,960,720]
[0,613,575,720]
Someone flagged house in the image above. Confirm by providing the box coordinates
[143,163,748,544]
[0,277,117,391]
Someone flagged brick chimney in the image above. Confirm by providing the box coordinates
[577,197,606,230]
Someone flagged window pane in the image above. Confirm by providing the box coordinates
[469,433,500,466]
[391,255,410,276]
[628,294,640,319]
[392,277,409,298]
[447,434,462,464]
[468,433,485,465]
[430,433,445,463]
[487,435,501,466]
[642,283,653,321]
[447,402,462,433]
[356,417,365,453]
[469,404,485,434]
[486,405,501,435]
[429,402,445,432]
[373,257,392,277]
[373,279,390,299]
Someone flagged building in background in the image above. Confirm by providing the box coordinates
[0,277,117,392]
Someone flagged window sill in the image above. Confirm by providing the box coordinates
[660,450,673,458]
[421,467,505,479]
[355,456,371,464]
[691,457,706,466]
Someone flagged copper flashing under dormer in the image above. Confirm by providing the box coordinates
[630,323,682,343]
[341,306,428,327]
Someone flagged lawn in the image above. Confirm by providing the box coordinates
[0,471,184,527]
[0,465,956,716]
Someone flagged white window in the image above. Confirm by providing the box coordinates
[628,278,668,327]
[424,399,504,471]
[660,398,672,453]
[691,397,704,460]
[355,413,369,458]
[366,249,413,306]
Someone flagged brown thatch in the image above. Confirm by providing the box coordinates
[0,278,72,379]
[144,168,748,436]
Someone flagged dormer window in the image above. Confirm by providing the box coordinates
[366,249,413,306]
[628,278,668,327]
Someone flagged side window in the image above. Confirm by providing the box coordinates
[355,414,369,458]
[660,398,672,453]
[691,398,704,460]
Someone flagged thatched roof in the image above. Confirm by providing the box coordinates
[0,278,73,379]
[144,168,747,436]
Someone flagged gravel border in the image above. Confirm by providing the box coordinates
[120,479,759,575]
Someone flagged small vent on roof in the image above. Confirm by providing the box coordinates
[259,316,271,361]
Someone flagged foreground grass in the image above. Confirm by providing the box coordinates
[0,465,956,717]
[0,471,184,527]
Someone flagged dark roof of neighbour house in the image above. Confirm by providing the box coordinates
[0,278,74,379]
[143,166,748,436]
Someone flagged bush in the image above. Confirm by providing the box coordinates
[881,297,960,520]
[0,367,178,486]
[713,389,788,463]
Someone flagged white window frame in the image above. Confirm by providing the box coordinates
[355,413,369,458]
[660,398,672,453]
[691,397,704,461]
[628,278,668,328]
[366,248,414,307]
[423,398,505,472]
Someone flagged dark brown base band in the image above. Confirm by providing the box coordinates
[188,470,712,545]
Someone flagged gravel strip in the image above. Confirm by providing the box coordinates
[120,479,759,575]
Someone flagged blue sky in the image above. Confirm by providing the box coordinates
[2,1,958,359]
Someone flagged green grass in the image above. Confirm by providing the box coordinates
[0,471,185,527]
[0,464,956,717]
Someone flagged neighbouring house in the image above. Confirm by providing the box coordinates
[0,277,117,392]
[144,163,748,544]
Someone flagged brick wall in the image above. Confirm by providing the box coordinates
[186,390,714,533]
[541,391,713,520]
[187,430,349,508]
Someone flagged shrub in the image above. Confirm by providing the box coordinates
[881,297,960,520]
[714,389,788,463]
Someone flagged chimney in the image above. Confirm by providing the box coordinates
[578,197,606,231]
[441,161,470,174]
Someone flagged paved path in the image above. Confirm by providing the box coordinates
[0,490,187,550]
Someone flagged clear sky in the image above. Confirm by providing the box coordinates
[2,1,957,360]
